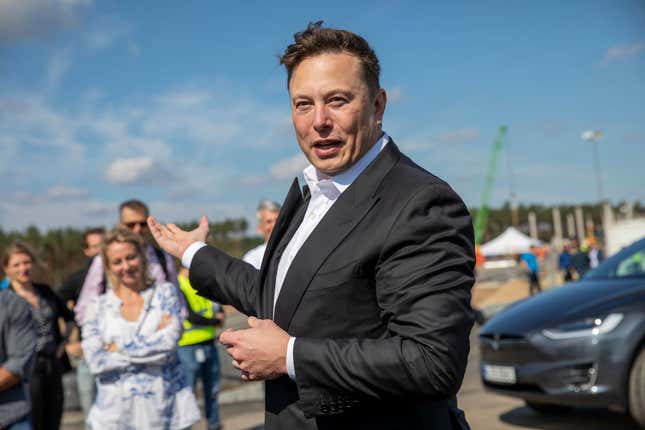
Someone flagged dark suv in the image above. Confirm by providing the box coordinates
[480,238,645,428]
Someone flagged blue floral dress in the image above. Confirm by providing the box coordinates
[82,282,200,429]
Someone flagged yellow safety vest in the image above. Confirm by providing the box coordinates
[178,275,217,346]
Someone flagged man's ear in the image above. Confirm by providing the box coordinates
[374,88,387,123]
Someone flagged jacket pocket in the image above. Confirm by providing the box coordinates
[309,259,364,292]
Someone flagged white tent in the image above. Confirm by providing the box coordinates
[480,227,542,256]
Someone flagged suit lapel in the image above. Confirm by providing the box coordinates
[259,179,305,318]
[273,141,402,330]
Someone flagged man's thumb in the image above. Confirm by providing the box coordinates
[248,316,259,327]
[199,215,209,234]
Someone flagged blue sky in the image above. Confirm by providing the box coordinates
[1,0,644,231]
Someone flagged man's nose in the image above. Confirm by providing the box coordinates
[313,105,332,132]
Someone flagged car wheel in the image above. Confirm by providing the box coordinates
[525,401,572,414]
[629,347,645,429]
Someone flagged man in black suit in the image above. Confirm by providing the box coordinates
[149,22,475,430]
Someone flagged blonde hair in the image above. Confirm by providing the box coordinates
[101,228,154,290]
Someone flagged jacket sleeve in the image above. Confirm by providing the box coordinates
[293,184,475,409]
[1,299,36,381]
[189,246,260,317]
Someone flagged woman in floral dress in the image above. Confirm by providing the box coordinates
[81,228,200,429]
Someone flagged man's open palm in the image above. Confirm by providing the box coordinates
[147,215,209,259]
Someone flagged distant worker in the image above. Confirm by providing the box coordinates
[588,239,604,269]
[558,241,574,282]
[176,266,225,430]
[57,228,105,305]
[242,200,281,269]
[570,240,591,279]
[518,246,541,295]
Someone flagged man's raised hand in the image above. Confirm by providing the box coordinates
[147,215,209,259]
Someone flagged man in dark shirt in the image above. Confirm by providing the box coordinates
[56,227,104,425]
[57,228,105,304]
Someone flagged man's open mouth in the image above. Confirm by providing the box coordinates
[313,140,343,157]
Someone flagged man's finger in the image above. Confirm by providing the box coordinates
[220,329,239,347]
[167,223,182,234]
[248,316,259,328]
[198,215,209,234]
[147,216,162,235]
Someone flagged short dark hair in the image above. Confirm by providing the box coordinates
[279,21,381,96]
[2,241,40,270]
[119,199,149,217]
[83,227,105,249]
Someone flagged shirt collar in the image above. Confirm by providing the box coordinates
[302,132,389,196]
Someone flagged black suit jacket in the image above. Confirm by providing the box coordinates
[191,142,475,429]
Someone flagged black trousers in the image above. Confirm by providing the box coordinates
[528,272,541,295]
[29,355,64,430]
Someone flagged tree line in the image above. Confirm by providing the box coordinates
[2,201,642,285]
[0,218,263,287]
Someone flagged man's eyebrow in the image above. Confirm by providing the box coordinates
[291,89,354,101]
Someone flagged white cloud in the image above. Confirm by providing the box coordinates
[105,157,173,184]
[0,83,296,229]
[398,128,479,151]
[85,25,129,51]
[47,49,71,92]
[45,185,88,199]
[435,128,479,144]
[0,0,92,43]
[387,86,404,103]
[155,89,212,109]
[269,153,309,180]
[600,42,645,66]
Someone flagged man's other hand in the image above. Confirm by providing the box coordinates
[220,317,289,381]
[147,215,209,259]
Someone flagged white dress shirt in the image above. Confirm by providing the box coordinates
[242,242,267,269]
[182,133,390,380]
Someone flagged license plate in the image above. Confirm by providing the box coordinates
[483,364,516,384]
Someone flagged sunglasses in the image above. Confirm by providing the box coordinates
[124,221,148,229]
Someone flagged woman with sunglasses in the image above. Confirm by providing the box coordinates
[2,241,75,430]
[81,228,199,429]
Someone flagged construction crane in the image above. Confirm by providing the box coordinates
[473,125,508,245]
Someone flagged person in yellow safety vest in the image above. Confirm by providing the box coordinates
[176,266,225,430]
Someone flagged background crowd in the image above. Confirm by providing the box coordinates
[0,198,280,430]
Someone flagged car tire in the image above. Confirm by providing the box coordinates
[629,347,645,429]
[525,401,572,414]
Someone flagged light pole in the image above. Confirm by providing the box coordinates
[581,130,604,202]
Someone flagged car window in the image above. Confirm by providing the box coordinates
[615,250,645,277]
[586,241,645,280]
